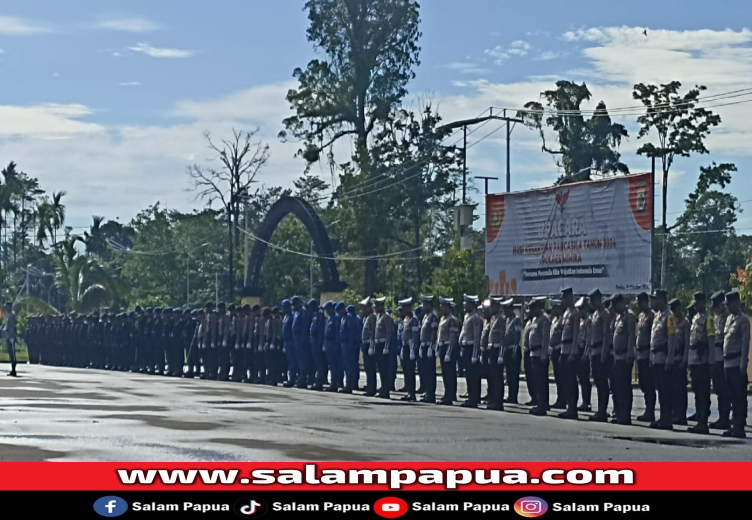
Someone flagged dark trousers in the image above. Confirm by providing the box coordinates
[400,344,417,397]
[255,347,267,383]
[524,352,536,405]
[531,355,549,411]
[325,342,343,389]
[462,346,482,405]
[725,367,749,430]
[438,344,458,402]
[185,340,199,376]
[613,359,633,421]
[311,342,328,387]
[231,347,244,382]
[266,347,282,385]
[591,356,611,416]
[284,341,298,383]
[503,348,521,403]
[562,353,580,413]
[577,353,592,406]
[417,351,427,392]
[419,344,437,401]
[217,346,231,380]
[637,358,656,415]
[673,366,688,421]
[203,347,218,378]
[712,361,731,422]
[551,348,565,404]
[6,338,17,372]
[294,339,311,385]
[653,364,674,425]
[689,364,711,425]
[375,346,391,398]
[485,347,504,408]
[363,346,378,395]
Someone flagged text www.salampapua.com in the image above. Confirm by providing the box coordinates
[117,466,634,490]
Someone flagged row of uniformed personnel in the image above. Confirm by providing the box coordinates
[526,287,749,439]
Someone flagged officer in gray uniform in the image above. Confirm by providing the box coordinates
[502,299,523,405]
[650,289,677,430]
[360,297,378,397]
[669,298,690,425]
[635,292,656,423]
[548,300,565,409]
[479,298,493,404]
[611,294,636,425]
[486,297,505,411]
[588,289,611,422]
[710,291,731,430]
[373,297,393,399]
[722,289,750,439]
[419,296,439,404]
[575,297,592,411]
[558,288,580,419]
[685,292,713,434]
[528,297,551,416]
[437,297,460,405]
[522,310,537,407]
[459,295,483,408]
[399,298,419,402]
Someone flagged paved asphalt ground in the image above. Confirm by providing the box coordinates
[0,365,750,462]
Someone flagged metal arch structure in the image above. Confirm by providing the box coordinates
[242,196,347,298]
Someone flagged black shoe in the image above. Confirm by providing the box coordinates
[617,418,632,426]
[325,386,339,393]
[422,397,436,404]
[653,420,673,431]
[311,385,324,391]
[397,387,406,393]
[459,393,469,399]
[338,388,352,394]
[636,413,655,423]
[416,387,425,394]
[364,391,376,397]
[688,424,710,435]
[525,400,537,407]
[461,401,478,409]
[723,429,746,439]
[295,383,308,390]
[530,408,547,417]
[589,413,608,423]
[437,399,453,406]
[7,371,17,377]
[283,381,295,388]
[377,392,391,400]
[673,418,688,426]
[401,394,416,402]
[610,417,619,424]
[577,404,592,412]
[558,411,578,420]
[551,401,566,410]
[504,397,519,405]
[710,419,731,430]
[687,413,698,422]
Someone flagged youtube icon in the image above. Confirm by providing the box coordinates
[374,497,409,519]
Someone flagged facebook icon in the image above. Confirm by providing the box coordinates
[93,496,128,517]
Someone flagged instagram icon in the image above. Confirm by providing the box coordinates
[514,497,549,518]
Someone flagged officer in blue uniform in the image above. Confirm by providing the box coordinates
[281,299,297,388]
[323,301,342,392]
[308,299,327,391]
[292,296,311,389]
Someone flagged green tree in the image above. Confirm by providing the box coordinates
[424,239,486,306]
[54,237,127,313]
[281,0,422,295]
[519,81,629,182]
[632,81,722,233]
[35,200,53,247]
[50,191,66,248]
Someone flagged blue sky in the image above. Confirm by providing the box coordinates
[0,0,751,234]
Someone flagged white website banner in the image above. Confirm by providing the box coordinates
[485,173,653,297]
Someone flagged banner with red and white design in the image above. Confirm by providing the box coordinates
[486,173,653,297]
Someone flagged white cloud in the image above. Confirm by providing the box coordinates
[119,82,142,87]
[485,40,531,63]
[536,51,564,61]
[172,82,296,124]
[96,16,160,32]
[443,62,488,74]
[129,42,194,59]
[0,15,52,35]
[0,103,103,137]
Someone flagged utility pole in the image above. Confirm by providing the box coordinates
[475,176,499,196]
[462,125,468,204]
[215,273,219,306]
[243,201,251,287]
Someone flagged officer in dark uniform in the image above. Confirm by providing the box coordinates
[322,301,341,392]
[184,310,200,378]
[268,306,283,386]
[337,302,355,393]
[281,299,297,387]
[308,299,326,391]
[292,296,311,388]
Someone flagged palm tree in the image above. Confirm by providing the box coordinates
[83,215,105,255]
[36,201,54,247]
[50,191,66,247]
[54,236,127,313]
